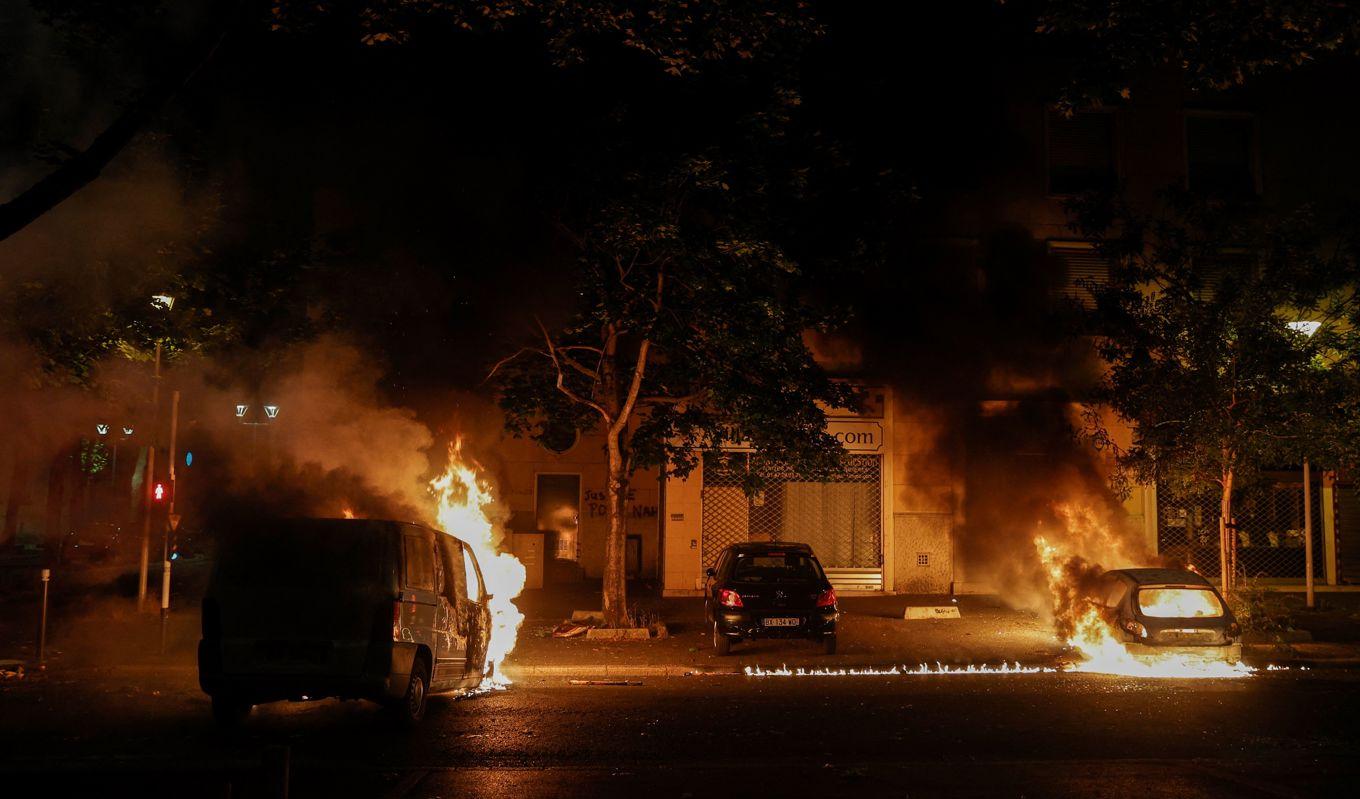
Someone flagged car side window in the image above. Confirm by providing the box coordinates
[404,536,435,591]
[437,535,466,605]
[462,543,485,601]
[1102,580,1127,608]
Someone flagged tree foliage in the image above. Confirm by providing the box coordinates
[270,0,822,75]
[1034,0,1360,108]
[1073,188,1360,583]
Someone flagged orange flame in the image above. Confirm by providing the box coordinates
[1035,507,1251,679]
[429,438,526,687]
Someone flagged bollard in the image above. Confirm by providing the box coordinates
[38,568,50,663]
[160,559,172,655]
[262,745,290,799]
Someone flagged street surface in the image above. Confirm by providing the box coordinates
[3,666,1358,797]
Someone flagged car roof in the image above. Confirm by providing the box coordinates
[723,542,813,553]
[1105,567,1213,587]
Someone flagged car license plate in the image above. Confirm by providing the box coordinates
[763,617,800,627]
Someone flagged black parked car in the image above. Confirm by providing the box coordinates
[1094,568,1242,663]
[704,542,838,655]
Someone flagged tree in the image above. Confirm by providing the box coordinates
[491,151,855,626]
[1032,0,1360,109]
[1074,190,1359,589]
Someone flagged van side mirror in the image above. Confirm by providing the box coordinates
[705,568,715,578]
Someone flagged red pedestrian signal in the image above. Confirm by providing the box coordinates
[153,482,166,502]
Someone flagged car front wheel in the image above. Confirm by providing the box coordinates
[713,622,732,655]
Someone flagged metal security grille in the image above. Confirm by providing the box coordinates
[701,454,882,571]
[1157,480,1324,579]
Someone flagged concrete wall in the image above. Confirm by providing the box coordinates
[494,431,661,581]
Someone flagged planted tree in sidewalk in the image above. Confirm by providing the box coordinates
[1074,190,1359,589]
[492,151,856,627]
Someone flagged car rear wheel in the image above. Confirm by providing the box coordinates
[393,657,430,727]
[823,634,837,655]
[713,622,732,655]
[211,694,252,728]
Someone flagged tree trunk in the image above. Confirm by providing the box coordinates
[1219,468,1235,591]
[601,431,629,628]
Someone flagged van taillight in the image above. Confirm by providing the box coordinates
[816,588,837,608]
[718,589,743,608]
[392,601,402,640]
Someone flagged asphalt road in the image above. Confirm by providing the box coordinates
[3,667,1359,798]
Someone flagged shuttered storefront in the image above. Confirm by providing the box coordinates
[700,453,884,591]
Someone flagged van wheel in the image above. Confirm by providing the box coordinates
[823,635,838,656]
[211,694,252,728]
[713,622,731,655]
[394,658,430,727]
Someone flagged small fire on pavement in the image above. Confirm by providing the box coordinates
[430,438,527,688]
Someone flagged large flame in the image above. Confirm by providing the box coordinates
[1035,512,1252,679]
[429,439,526,687]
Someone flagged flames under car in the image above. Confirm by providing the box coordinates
[1094,568,1242,663]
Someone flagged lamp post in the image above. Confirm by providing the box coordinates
[236,402,280,473]
[137,294,173,613]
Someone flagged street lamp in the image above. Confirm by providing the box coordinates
[138,293,175,613]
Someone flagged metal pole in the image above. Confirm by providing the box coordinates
[165,390,179,561]
[160,559,171,655]
[137,341,162,612]
[38,568,50,663]
[1304,458,1315,609]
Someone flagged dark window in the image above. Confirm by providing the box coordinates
[1187,115,1257,197]
[730,552,825,584]
[404,536,435,591]
[216,520,385,589]
[1049,242,1110,309]
[1047,110,1116,195]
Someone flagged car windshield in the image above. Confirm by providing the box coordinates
[729,552,823,584]
[1137,587,1225,618]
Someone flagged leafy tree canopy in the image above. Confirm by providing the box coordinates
[1033,0,1360,108]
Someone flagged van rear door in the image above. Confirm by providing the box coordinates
[212,519,396,678]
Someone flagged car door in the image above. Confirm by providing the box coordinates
[459,542,491,687]
[400,529,446,685]
[436,535,473,686]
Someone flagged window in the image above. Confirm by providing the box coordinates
[438,535,466,603]
[1046,109,1116,195]
[1101,579,1128,609]
[730,552,825,584]
[462,543,483,601]
[1048,241,1110,309]
[1137,587,1225,618]
[403,536,435,591]
[1187,114,1258,197]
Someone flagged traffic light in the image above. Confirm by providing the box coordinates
[169,528,179,561]
[153,482,167,502]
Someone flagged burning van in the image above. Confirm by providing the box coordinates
[1094,568,1242,663]
[199,518,492,726]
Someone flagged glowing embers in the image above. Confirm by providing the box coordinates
[430,438,527,688]
[744,663,1055,677]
